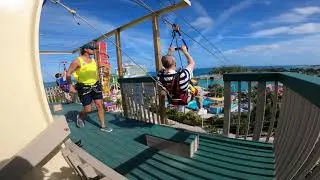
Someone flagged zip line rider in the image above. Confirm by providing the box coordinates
[157,24,200,112]
[157,45,196,108]
[55,61,70,93]
[66,44,112,132]
[55,61,73,103]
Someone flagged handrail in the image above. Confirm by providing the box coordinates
[223,72,320,107]
[223,72,320,179]
[118,76,161,123]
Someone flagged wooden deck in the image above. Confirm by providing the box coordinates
[51,103,274,180]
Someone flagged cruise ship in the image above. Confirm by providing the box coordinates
[116,62,148,78]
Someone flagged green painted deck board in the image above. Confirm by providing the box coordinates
[194,152,274,170]
[156,151,274,178]
[199,134,273,150]
[52,103,275,180]
[199,137,273,153]
[199,140,274,158]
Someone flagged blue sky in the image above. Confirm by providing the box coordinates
[40,0,320,82]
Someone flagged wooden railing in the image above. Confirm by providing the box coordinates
[223,72,320,179]
[119,77,162,124]
[45,86,80,104]
[223,75,280,141]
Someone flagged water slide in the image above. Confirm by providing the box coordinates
[0,0,72,179]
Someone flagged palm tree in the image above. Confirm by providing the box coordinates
[208,84,224,97]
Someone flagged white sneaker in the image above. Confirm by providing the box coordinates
[76,115,85,128]
[197,108,207,115]
[100,127,113,132]
[203,109,208,114]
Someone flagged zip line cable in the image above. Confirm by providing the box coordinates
[157,0,230,64]
[134,0,228,65]
[130,0,228,65]
[49,0,171,95]
[42,69,57,81]
[175,36,183,67]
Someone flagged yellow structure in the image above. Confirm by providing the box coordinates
[95,41,111,98]
[101,64,112,98]
[210,97,224,103]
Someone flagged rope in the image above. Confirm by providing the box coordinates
[132,0,229,65]
[41,67,57,81]
[175,35,183,68]
[168,25,184,68]
[158,0,230,64]
[49,0,172,97]
[58,61,68,74]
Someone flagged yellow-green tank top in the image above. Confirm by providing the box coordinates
[73,56,98,86]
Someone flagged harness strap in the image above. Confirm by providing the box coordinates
[169,24,188,68]
[76,82,102,96]
[174,29,188,51]
[158,69,192,105]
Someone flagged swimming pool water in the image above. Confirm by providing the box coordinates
[187,99,213,110]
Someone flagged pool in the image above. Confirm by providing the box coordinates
[187,98,237,114]
[187,98,213,110]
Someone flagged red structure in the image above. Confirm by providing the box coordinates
[96,41,111,97]
[96,41,110,68]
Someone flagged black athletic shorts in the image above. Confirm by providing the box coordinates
[75,82,103,106]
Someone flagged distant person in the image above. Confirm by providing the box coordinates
[55,72,72,103]
[55,72,69,92]
[157,45,197,112]
[191,79,207,115]
[66,44,112,132]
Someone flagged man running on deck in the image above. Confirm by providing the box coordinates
[66,44,112,132]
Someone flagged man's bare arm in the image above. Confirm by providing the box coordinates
[181,45,195,71]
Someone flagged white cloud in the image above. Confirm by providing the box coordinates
[191,16,214,29]
[272,13,307,24]
[190,0,214,31]
[289,23,320,34]
[214,0,256,29]
[251,23,320,37]
[40,3,116,50]
[225,44,280,54]
[193,0,209,17]
[190,0,255,49]
[294,7,320,16]
[251,27,290,37]
[253,6,320,26]
[223,34,320,65]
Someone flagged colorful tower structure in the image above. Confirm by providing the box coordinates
[96,41,111,98]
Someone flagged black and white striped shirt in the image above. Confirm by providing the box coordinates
[157,67,193,92]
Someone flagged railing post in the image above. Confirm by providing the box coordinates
[223,81,231,136]
[266,81,278,142]
[253,81,266,141]
[115,29,128,118]
[244,81,252,140]
[152,14,166,124]
[236,81,241,138]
